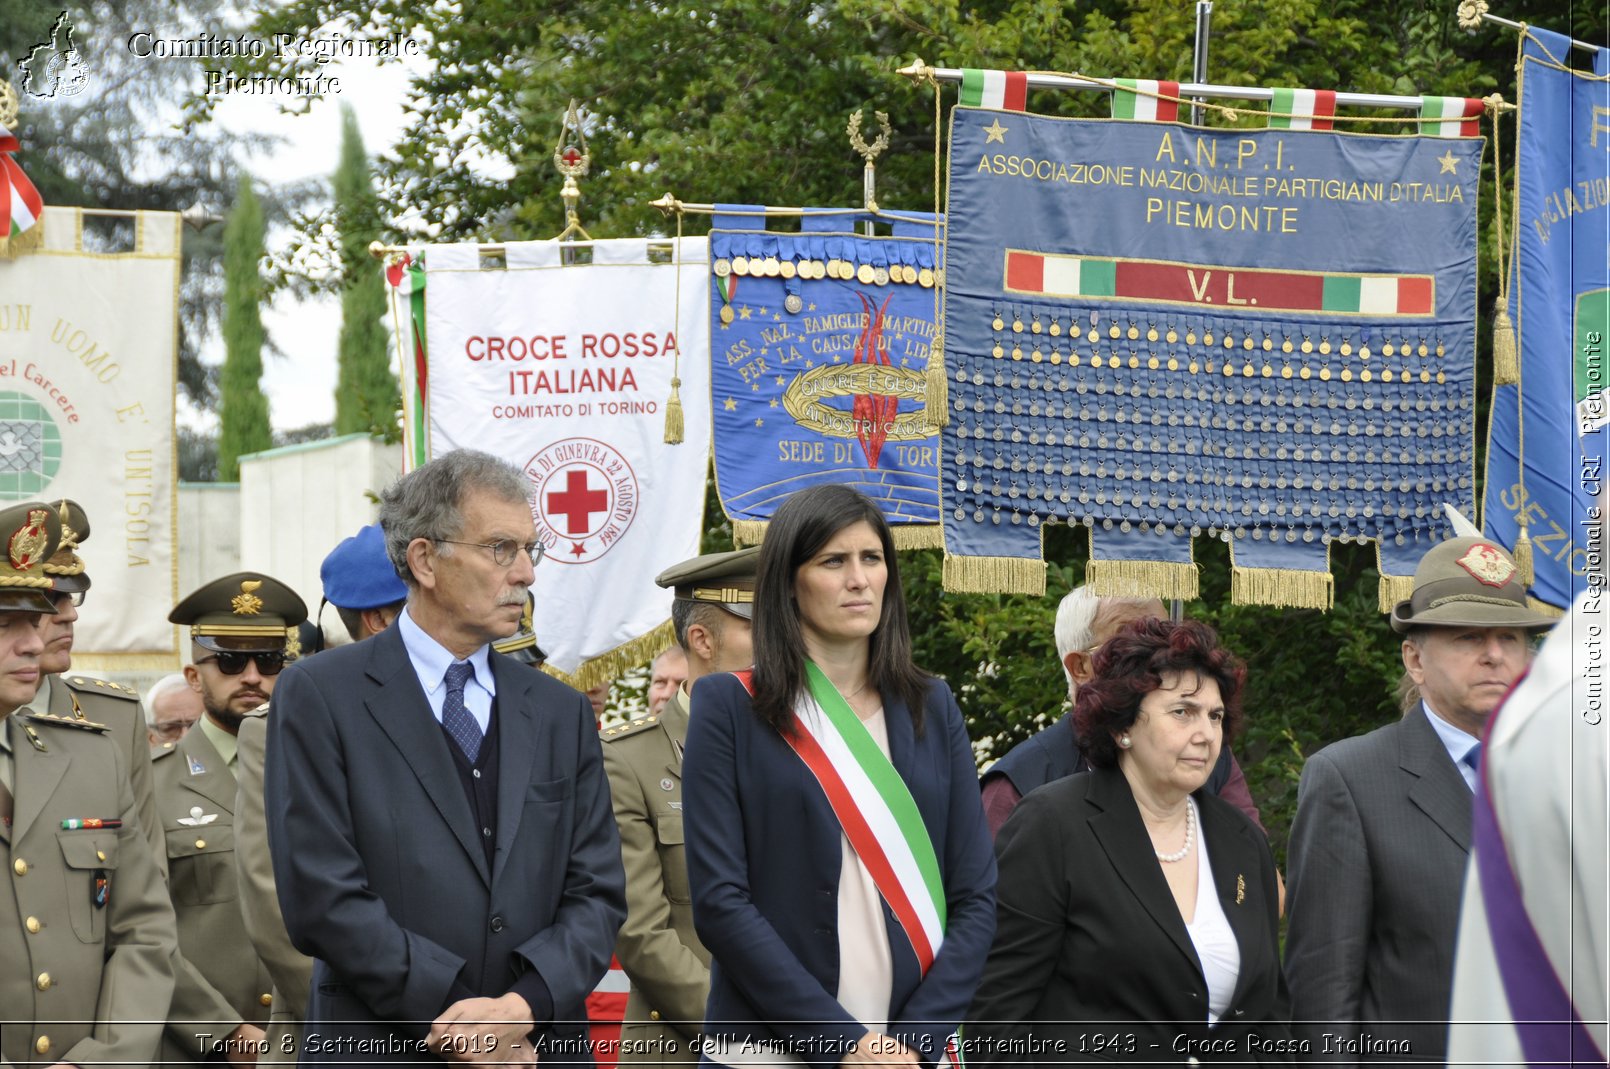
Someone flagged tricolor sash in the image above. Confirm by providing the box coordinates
[734,666,947,972]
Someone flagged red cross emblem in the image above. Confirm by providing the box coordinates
[525,438,639,565]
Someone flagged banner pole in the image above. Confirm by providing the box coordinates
[1190,1,1213,126]
[1463,7,1604,53]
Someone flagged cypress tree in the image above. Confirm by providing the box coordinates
[217,173,270,481]
[332,105,399,437]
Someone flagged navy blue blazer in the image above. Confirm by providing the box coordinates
[265,623,626,1065]
[683,672,997,1069]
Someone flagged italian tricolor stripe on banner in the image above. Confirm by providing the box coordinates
[1111,80,1181,122]
[0,124,44,237]
[1418,96,1483,138]
[960,69,1027,111]
[1004,250,1436,316]
[1268,88,1337,131]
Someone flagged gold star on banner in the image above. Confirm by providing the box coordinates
[754,418,764,427]
[758,306,769,316]
[808,303,817,312]
[773,313,782,322]
[751,383,760,391]
[723,397,738,411]
[719,321,730,331]
[760,347,770,356]
[739,306,752,320]
[1438,150,1460,175]
[983,118,1009,144]
[774,376,786,386]
[832,354,842,363]
[806,359,815,368]
[769,398,779,408]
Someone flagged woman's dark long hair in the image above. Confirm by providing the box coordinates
[750,484,929,736]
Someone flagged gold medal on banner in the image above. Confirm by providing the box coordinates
[857,264,876,284]
[713,259,731,277]
[918,268,935,288]
[761,257,780,277]
[732,256,750,276]
[873,266,890,286]
[785,294,804,314]
[826,259,844,279]
[780,261,797,279]
[720,305,735,325]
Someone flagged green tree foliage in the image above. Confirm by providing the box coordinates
[331,106,401,438]
[213,0,1601,848]
[217,176,271,481]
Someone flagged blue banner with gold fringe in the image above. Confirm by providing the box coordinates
[1483,28,1610,611]
[940,108,1482,607]
[709,208,945,546]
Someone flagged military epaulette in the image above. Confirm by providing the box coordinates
[601,714,660,742]
[24,710,109,733]
[241,702,271,719]
[63,675,141,700]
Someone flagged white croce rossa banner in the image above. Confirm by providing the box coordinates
[423,238,711,687]
[0,206,180,665]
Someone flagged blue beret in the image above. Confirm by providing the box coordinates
[320,525,408,610]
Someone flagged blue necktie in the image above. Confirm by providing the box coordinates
[442,661,482,763]
[1463,742,1482,786]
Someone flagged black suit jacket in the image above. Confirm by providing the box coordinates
[265,623,626,1065]
[1284,705,1473,1064]
[967,766,1292,1064]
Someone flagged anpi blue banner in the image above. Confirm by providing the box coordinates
[941,107,1482,604]
[709,209,943,543]
[1483,28,1610,609]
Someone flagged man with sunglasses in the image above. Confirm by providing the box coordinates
[267,448,625,1065]
[155,571,308,1064]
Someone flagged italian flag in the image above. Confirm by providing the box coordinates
[0,124,44,238]
[1006,252,1117,298]
[960,69,1027,111]
[1321,274,1434,315]
[1269,87,1336,131]
[1111,79,1181,122]
[1418,96,1483,138]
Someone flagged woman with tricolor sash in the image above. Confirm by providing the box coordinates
[682,484,997,1069]
[967,619,1291,1064]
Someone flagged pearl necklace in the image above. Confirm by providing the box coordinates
[1154,799,1195,863]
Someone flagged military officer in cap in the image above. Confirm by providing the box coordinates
[1285,534,1556,1064]
[156,571,308,1064]
[235,527,404,1066]
[602,547,758,1066]
[0,502,177,1067]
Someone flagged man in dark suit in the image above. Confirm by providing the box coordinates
[266,449,626,1065]
[1284,535,1556,1064]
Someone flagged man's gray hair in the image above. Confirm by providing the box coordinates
[379,449,533,586]
[143,672,191,726]
[1053,581,1159,690]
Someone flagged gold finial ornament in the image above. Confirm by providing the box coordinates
[1456,0,1489,30]
[552,99,592,241]
[847,108,892,213]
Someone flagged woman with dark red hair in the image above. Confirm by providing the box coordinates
[967,618,1292,1064]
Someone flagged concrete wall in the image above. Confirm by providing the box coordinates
[177,482,243,599]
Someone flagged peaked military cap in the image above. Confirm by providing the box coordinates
[1390,536,1558,633]
[170,571,309,653]
[0,502,63,613]
[493,591,547,665]
[44,498,91,595]
[655,546,760,620]
[320,524,407,611]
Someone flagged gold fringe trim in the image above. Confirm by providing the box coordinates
[542,619,678,694]
[730,520,942,551]
[1378,573,1416,614]
[1491,307,1519,385]
[1230,566,1334,610]
[942,553,1046,595]
[72,652,184,673]
[663,376,685,445]
[1086,558,1199,601]
[0,220,46,260]
[1526,596,1567,618]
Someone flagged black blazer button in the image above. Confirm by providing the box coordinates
[490,915,506,932]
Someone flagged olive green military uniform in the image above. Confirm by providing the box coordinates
[152,719,275,1061]
[234,709,312,1066]
[602,687,710,1066]
[34,672,166,875]
[0,712,178,1067]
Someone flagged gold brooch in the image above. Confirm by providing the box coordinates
[1235,874,1246,905]
[232,579,265,616]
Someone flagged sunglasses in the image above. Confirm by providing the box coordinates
[197,651,287,676]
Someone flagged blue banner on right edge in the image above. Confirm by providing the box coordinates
[1484,29,1610,608]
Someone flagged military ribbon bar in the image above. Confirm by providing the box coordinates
[960,69,1028,111]
[1003,251,1435,317]
[1111,79,1182,122]
[1418,96,1484,138]
[1269,87,1337,131]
